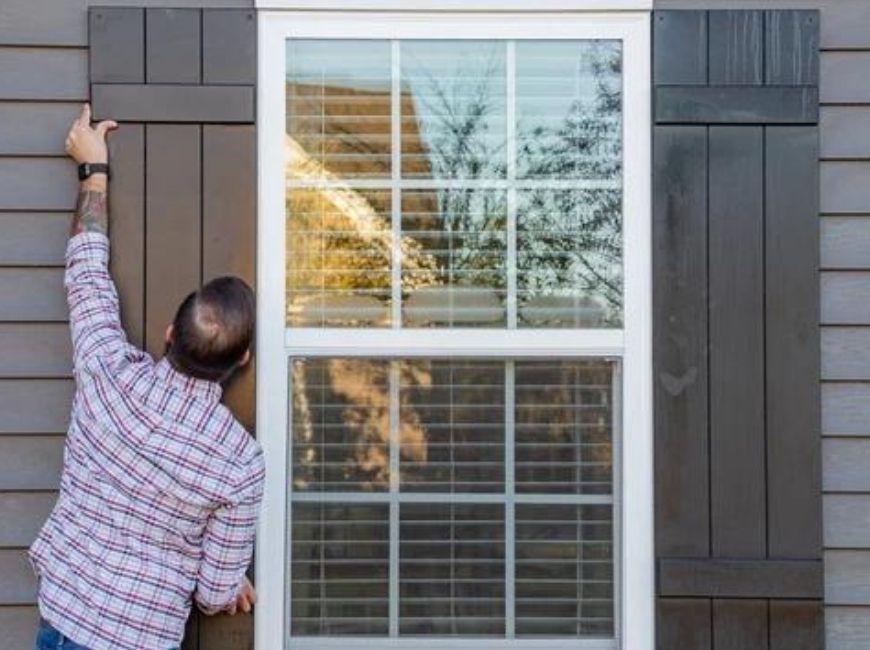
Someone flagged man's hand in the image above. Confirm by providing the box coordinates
[228,576,257,615]
[65,103,117,166]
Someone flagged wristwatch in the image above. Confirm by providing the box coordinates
[78,162,110,181]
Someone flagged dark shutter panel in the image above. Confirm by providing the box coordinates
[653,10,822,650]
[89,8,257,650]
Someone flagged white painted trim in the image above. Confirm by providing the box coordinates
[285,639,617,650]
[617,13,654,650]
[255,13,290,650]
[256,0,650,11]
[257,11,654,650]
[284,328,624,358]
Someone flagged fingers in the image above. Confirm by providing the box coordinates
[77,103,91,128]
[95,120,119,138]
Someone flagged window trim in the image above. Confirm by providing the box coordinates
[256,11,652,649]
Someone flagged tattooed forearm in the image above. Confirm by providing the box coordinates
[72,190,108,236]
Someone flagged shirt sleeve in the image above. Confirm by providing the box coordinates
[194,449,266,615]
[65,232,134,369]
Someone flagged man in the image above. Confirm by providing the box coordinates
[29,104,265,650]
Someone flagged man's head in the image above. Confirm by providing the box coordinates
[165,276,255,383]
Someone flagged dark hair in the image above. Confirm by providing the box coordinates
[166,276,255,383]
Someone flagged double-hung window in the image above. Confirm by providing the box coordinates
[257,9,651,649]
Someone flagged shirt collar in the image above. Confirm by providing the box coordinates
[155,357,223,404]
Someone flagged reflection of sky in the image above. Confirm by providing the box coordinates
[286,39,391,92]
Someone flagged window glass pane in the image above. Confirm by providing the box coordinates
[400,360,505,492]
[292,358,391,492]
[287,40,391,179]
[516,41,621,180]
[291,503,390,635]
[515,360,613,495]
[286,38,624,329]
[288,358,616,641]
[515,504,614,638]
[401,190,507,327]
[400,503,505,636]
[401,41,506,180]
[287,189,393,327]
[517,189,622,328]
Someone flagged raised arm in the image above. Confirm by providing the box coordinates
[64,104,131,369]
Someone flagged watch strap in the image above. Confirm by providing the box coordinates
[78,162,110,181]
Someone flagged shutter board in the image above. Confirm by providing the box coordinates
[654,10,821,649]
[88,8,256,650]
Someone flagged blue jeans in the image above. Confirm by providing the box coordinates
[36,619,180,650]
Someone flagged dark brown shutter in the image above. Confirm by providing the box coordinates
[89,8,257,650]
[653,10,823,650]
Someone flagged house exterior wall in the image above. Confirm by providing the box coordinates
[0,1,866,649]
[0,2,255,650]
[655,1,870,648]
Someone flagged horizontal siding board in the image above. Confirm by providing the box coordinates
[823,383,870,436]
[822,328,870,380]
[0,436,63,491]
[659,558,823,598]
[0,606,39,650]
[0,549,36,604]
[91,84,254,123]
[0,102,80,156]
[655,86,818,124]
[0,324,71,378]
[0,269,66,322]
[826,550,870,605]
[0,493,55,547]
[0,47,87,100]
[825,495,870,549]
[821,53,870,105]
[0,159,77,211]
[822,272,870,323]
[821,108,870,160]
[828,606,870,650]
[0,380,72,434]
[0,213,70,267]
[823,438,870,492]
[203,9,256,85]
[822,218,870,270]
[822,162,870,214]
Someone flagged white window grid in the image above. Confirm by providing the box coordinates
[257,11,652,650]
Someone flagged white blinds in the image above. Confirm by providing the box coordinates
[285,38,623,329]
[289,358,616,639]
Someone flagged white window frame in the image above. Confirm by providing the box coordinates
[256,10,652,650]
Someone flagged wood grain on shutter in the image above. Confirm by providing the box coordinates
[654,10,821,649]
[203,10,256,85]
[146,9,201,84]
[145,124,201,357]
[203,125,257,431]
[653,125,709,558]
[109,124,146,348]
[708,126,765,559]
[89,8,144,83]
[92,84,254,123]
[765,126,821,559]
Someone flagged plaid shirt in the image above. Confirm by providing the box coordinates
[29,233,265,650]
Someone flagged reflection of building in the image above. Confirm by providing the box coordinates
[285,82,441,327]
